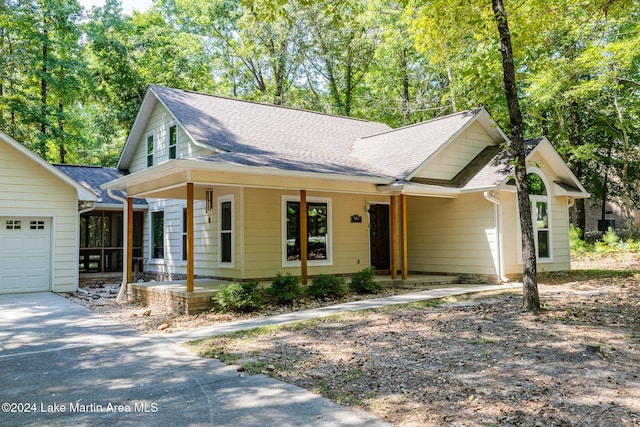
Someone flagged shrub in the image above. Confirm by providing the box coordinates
[349,267,383,294]
[595,227,621,254]
[307,274,346,299]
[268,273,303,304]
[215,281,262,313]
[569,224,592,255]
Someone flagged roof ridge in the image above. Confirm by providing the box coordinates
[150,85,387,126]
[53,164,113,169]
[357,108,483,140]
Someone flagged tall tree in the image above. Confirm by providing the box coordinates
[410,0,541,310]
[491,0,539,311]
[0,0,85,162]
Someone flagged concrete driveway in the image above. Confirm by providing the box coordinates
[0,292,388,426]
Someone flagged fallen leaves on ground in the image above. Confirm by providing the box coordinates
[67,256,640,426]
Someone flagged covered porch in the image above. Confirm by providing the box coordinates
[101,159,465,301]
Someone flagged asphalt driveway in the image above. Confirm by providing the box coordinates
[0,292,388,426]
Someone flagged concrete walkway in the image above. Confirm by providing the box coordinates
[165,282,521,343]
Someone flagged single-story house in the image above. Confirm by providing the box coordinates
[102,85,590,292]
[0,130,97,293]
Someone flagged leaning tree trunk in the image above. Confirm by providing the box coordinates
[492,0,540,312]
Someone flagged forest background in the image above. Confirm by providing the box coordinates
[0,0,638,233]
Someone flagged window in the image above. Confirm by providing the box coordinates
[282,196,331,266]
[6,220,21,230]
[146,134,154,167]
[182,208,187,261]
[218,195,234,266]
[30,220,45,230]
[168,125,177,159]
[151,211,164,259]
[528,172,551,260]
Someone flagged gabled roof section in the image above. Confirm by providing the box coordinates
[54,165,147,207]
[0,130,97,202]
[524,136,589,197]
[352,108,508,180]
[118,85,392,173]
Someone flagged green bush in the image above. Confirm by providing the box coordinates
[268,273,303,304]
[595,227,621,254]
[307,274,346,299]
[569,224,591,255]
[349,267,383,294]
[215,281,262,313]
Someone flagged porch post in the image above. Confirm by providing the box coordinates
[186,182,194,292]
[390,195,397,280]
[300,189,308,285]
[401,194,408,280]
[127,197,134,284]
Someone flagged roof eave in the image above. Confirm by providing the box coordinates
[102,159,394,192]
[377,182,460,198]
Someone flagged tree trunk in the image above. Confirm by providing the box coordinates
[600,143,613,233]
[569,103,586,238]
[491,0,539,312]
[400,48,411,121]
[40,27,48,159]
[447,66,457,113]
[612,88,634,233]
[58,100,66,163]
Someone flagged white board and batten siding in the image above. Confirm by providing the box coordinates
[130,103,215,174]
[0,139,80,293]
[413,121,496,181]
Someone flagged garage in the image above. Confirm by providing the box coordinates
[0,217,52,293]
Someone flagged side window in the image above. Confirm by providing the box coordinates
[146,133,154,167]
[168,125,177,160]
[528,172,551,260]
[182,207,187,261]
[151,211,164,259]
[218,195,234,267]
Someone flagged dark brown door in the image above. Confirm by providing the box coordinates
[369,204,390,271]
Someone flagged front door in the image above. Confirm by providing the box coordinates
[369,204,390,271]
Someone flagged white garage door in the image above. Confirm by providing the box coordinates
[0,217,51,293]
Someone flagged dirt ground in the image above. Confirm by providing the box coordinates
[65,256,640,426]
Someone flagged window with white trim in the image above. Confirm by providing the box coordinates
[528,172,552,261]
[282,196,331,266]
[146,133,154,167]
[218,195,234,267]
[168,124,177,159]
[182,208,187,261]
[151,211,164,259]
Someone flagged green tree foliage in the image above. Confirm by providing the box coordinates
[0,0,636,213]
[0,0,86,162]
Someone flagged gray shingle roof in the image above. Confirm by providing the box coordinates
[352,109,483,179]
[152,85,392,177]
[143,86,564,193]
[54,165,147,206]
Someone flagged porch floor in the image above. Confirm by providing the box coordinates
[127,274,467,315]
